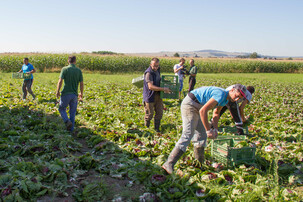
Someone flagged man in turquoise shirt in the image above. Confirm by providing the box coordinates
[18,58,36,100]
[162,84,247,174]
[56,56,84,132]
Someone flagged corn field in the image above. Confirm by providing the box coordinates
[0,54,302,73]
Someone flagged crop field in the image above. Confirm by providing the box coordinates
[1,54,303,73]
[0,72,303,201]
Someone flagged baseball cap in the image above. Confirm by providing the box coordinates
[233,84,247,100]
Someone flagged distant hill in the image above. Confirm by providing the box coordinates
[127,49,251,58]
[127,50,298,58]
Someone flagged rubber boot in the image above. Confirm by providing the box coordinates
[162,147,184,174]
[154,119,161,132]
[236,124,244,135]
[194,146,205,164]
[145,120,150,128]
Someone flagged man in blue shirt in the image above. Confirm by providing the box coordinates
[18,58,36,100]
[162,84,247,174]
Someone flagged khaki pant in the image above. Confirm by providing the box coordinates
[175,95,207,152]
[144,93,163,121]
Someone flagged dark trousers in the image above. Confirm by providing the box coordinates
[188,76,196,92]
[220,101,244,135]
[22,79,35,99]
[144,93,163,121]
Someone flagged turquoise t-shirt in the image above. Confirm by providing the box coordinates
[22,63,34,80]
[191,86,229,107]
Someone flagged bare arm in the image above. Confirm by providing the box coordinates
[239,99,249,122]
[212,106,223,130]
[174,65,184,73]
[199,98,218,131]
[79,81,84,101]
[56,78,63,98]
[30,68,36,74]
[147,82,171,93]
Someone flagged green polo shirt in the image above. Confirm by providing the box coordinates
[189,65,198,75]
[60,64,83,96]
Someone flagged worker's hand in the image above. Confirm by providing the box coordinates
[56,91,60,99]
[207,129,218,139]
[163,87,172,94]
[78,93,83,102]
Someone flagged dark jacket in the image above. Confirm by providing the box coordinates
[143,66,161,103]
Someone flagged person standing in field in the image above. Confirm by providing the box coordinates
[188,59,198,92]
[162,84,247,174]
[143,57,171,132]
[18,58,36,100]
[56,56,84,132]
[216,85,255,135]
[173,58,186,98]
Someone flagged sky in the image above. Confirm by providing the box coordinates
[0,0,303,57]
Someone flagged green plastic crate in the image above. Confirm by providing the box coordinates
[211,137,256,167]
[132,75,144,88]
[12,73,31,79]
[160,75,179,99]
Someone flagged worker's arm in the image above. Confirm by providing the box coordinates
[56,78,63,98]
[199,98,218,131]
[239,99,249,122]
[212,106,223,130]
[147,82,171,93]
[79,81,84,101]
[174,65,184,73]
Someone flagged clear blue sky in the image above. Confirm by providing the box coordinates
[1,0,302,56]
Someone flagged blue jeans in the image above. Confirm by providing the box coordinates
[175,95,207,152]
[179,78,184,92]
[59,94,78,131]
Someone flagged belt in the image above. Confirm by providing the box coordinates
[188,92,200,104]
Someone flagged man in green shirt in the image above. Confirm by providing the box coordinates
[56,56,84,132]
[188,59,198,92]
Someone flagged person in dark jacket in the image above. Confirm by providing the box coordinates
[143,57,171,132]
[188,59,198,92]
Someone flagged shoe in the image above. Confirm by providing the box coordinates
[65,120,72,131]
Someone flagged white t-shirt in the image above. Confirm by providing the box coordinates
[173,64,184,80]
[226,85,252,103]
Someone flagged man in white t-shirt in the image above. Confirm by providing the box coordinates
[218,85,255,135]
[173,58,186,98]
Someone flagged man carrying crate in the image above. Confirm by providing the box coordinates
[143,58,171,132]
[162,84,247,174]
[18,58,36,100]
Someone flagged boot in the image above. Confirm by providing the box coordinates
[154,119,161,132]
[162,147,184,174]
[236,124,244,135]
[194,146,205,164]
[144,120,150,128]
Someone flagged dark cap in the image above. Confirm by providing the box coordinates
[233,84,247,100]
